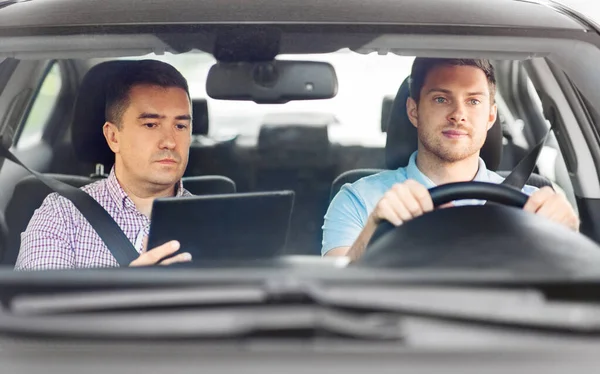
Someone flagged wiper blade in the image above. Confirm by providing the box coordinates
[319,286,600,335]
[0,0,31,11]
[11,286,268,315]
[0,306,402,341]
[4,284,402,340]
[5,281,600,339]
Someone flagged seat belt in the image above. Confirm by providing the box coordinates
[499,127,552,190]
[0,145,139,266]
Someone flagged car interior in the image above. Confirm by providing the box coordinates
[0,50,586,267]
[5,1,600,369]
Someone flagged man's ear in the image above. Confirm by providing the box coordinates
[103,122,120,154]
[487,103,498,131]
[406,97,419,129]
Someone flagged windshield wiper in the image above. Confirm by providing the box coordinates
[0,305,403,341]
[2,283,403,340]
[0,0,31,11]
[3,280,600,340]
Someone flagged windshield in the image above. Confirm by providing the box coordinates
[0,24,593,285]
[1,2,600,354]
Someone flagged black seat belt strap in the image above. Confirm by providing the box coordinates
[0,145,139,266]
[500,127,552,190]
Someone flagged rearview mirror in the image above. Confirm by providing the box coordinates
[206,60,338,104]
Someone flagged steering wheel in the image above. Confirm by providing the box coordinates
[356,182,600,276]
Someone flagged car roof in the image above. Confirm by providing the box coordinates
[0,0,588,33]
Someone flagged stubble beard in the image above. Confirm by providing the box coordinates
[418,126,483,164]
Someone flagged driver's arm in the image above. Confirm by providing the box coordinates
[326,218,380,262]
[323,180,433,261]
[524,186,580,232]
[322,184,369,258]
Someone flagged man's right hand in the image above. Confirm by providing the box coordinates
[368,179,434,227]
[129,239,192,267]
[326,180,434,260]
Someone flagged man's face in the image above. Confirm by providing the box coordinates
[104,84,192,190]
[407,65,497,163]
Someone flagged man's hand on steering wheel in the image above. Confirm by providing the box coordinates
[369,180,434,227]
[524,186,580,232]
[371,180,579,232]
[341,180,580,263]
[359,182,594,269]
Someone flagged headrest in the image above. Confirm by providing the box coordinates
[258,112,333,152]
[384,76,502,171]
[71,60,137,166]
[191,99,209,136]
[380,95,394,132]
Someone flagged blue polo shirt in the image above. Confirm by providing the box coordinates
[321,151,538,255]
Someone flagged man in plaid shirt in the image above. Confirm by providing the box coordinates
[16,60,195,270]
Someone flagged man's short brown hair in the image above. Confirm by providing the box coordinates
[105,59,190,128]
[409,58,496,103]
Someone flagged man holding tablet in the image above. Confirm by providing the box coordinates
[16,59,194,270]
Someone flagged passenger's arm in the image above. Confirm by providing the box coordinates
[15,195,75,271]
[129,237,192,266]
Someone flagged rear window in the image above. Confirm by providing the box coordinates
[95,49,415,147]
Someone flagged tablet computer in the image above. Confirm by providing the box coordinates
[147,190,295,261]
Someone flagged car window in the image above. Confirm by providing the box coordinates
[519,68,578,207]
[16,61,62,149]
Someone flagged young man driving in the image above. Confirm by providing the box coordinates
[322,58,579,262]
[16,60,194,270]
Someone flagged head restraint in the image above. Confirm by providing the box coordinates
[71,60,135,167]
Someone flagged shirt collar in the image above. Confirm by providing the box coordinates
[174,179,186,197]
[403,151,492,188]
[106,167,187,212]
[106,167,131,211]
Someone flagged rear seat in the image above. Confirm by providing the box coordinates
[185,98,239,186]
[254,112,337,254]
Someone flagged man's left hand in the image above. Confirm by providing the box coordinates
[523,186,580,232]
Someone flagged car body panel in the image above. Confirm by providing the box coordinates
[0,0,588,31]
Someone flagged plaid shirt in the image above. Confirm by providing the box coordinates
[15,168,191,270]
